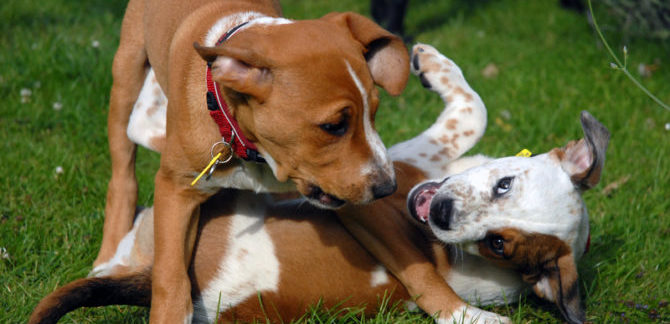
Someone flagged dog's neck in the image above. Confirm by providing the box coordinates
[191,13,297,193]
[430,244,527,306]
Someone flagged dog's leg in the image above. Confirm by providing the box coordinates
[347,45,507,322]
[150,168,208,323]
[93,0,148,270]
[339,176,508,323]
[389,43,487,180]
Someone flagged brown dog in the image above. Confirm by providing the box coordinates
[96,0,409,321]
[31,45,608,324]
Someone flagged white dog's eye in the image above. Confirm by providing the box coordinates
[494,176,514,197]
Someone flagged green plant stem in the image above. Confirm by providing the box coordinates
[587,0,670,112]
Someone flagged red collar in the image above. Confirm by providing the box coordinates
[205,22,265,163]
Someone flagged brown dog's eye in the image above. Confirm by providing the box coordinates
[487,235,505,256]
[319,113,349,137]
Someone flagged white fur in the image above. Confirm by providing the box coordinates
[345,60,395,187]
[127,68,167,152]
[534,277,555,302]
[182,312,193,324]
[444,252,525,306]
[193,160,295,194]
[194,192,280,323]
[204,12,291,47]
[438,305,510,324]
[370,264,390,287]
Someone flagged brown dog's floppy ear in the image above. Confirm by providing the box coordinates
[532,253,585,324]
[323,12,409,96]
[558,111,610,190]
[194,42,273,102]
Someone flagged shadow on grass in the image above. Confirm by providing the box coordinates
[407,0,494,33]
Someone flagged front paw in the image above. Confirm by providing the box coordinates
[437,305,511,324]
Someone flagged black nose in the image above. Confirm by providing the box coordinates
[430,198,453,230]
[372,179,397,200]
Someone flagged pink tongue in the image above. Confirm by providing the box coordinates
[415,189,436,222]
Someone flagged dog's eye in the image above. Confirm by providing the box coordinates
[487,235,505,256]
[493,176,514,197]
[319,115,349,136]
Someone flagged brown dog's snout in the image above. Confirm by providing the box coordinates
[372,177,397,200]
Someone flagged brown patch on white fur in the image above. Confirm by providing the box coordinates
[459,107,473,114]
[446,118,458,130]
[439,76,450,87]
[477,228,584,322]
[145,104,160,117]
[420,60,443,73]
[452,86,474,102]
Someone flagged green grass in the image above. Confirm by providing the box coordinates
[1,0,668,323]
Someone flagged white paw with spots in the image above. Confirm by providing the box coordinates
[390,43,487,179]
[438,305,510,324]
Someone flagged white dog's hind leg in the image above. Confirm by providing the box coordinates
[126,68,167,153]
[389,44,487,179]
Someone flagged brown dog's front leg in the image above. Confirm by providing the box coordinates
[149,169,207,323]
[339,202,468,320]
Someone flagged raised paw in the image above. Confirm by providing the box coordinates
[437,305,511,324]
[410,43,464,95]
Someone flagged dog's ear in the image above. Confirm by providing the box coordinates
[323,12,409,96]
[531,253,585,324]
[557,111,610,190]
[194,42,273,102]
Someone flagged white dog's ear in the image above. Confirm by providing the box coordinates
[194,42,273,102]
[558,111,610,190]
[531,253,585,324]
[322,12,410,96]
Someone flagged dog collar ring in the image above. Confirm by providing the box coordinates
[190,137,236,186]
[205,139,233,181]
[211,135,235,165]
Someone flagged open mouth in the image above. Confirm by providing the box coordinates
[408,180,442,223]
[306,185,345,209]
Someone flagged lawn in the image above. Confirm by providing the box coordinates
[1,0,668,323]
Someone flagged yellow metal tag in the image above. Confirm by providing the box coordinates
[191,152,222,186]
[515,149,532,157]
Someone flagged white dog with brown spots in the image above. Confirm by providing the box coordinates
[31,44,607,324]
